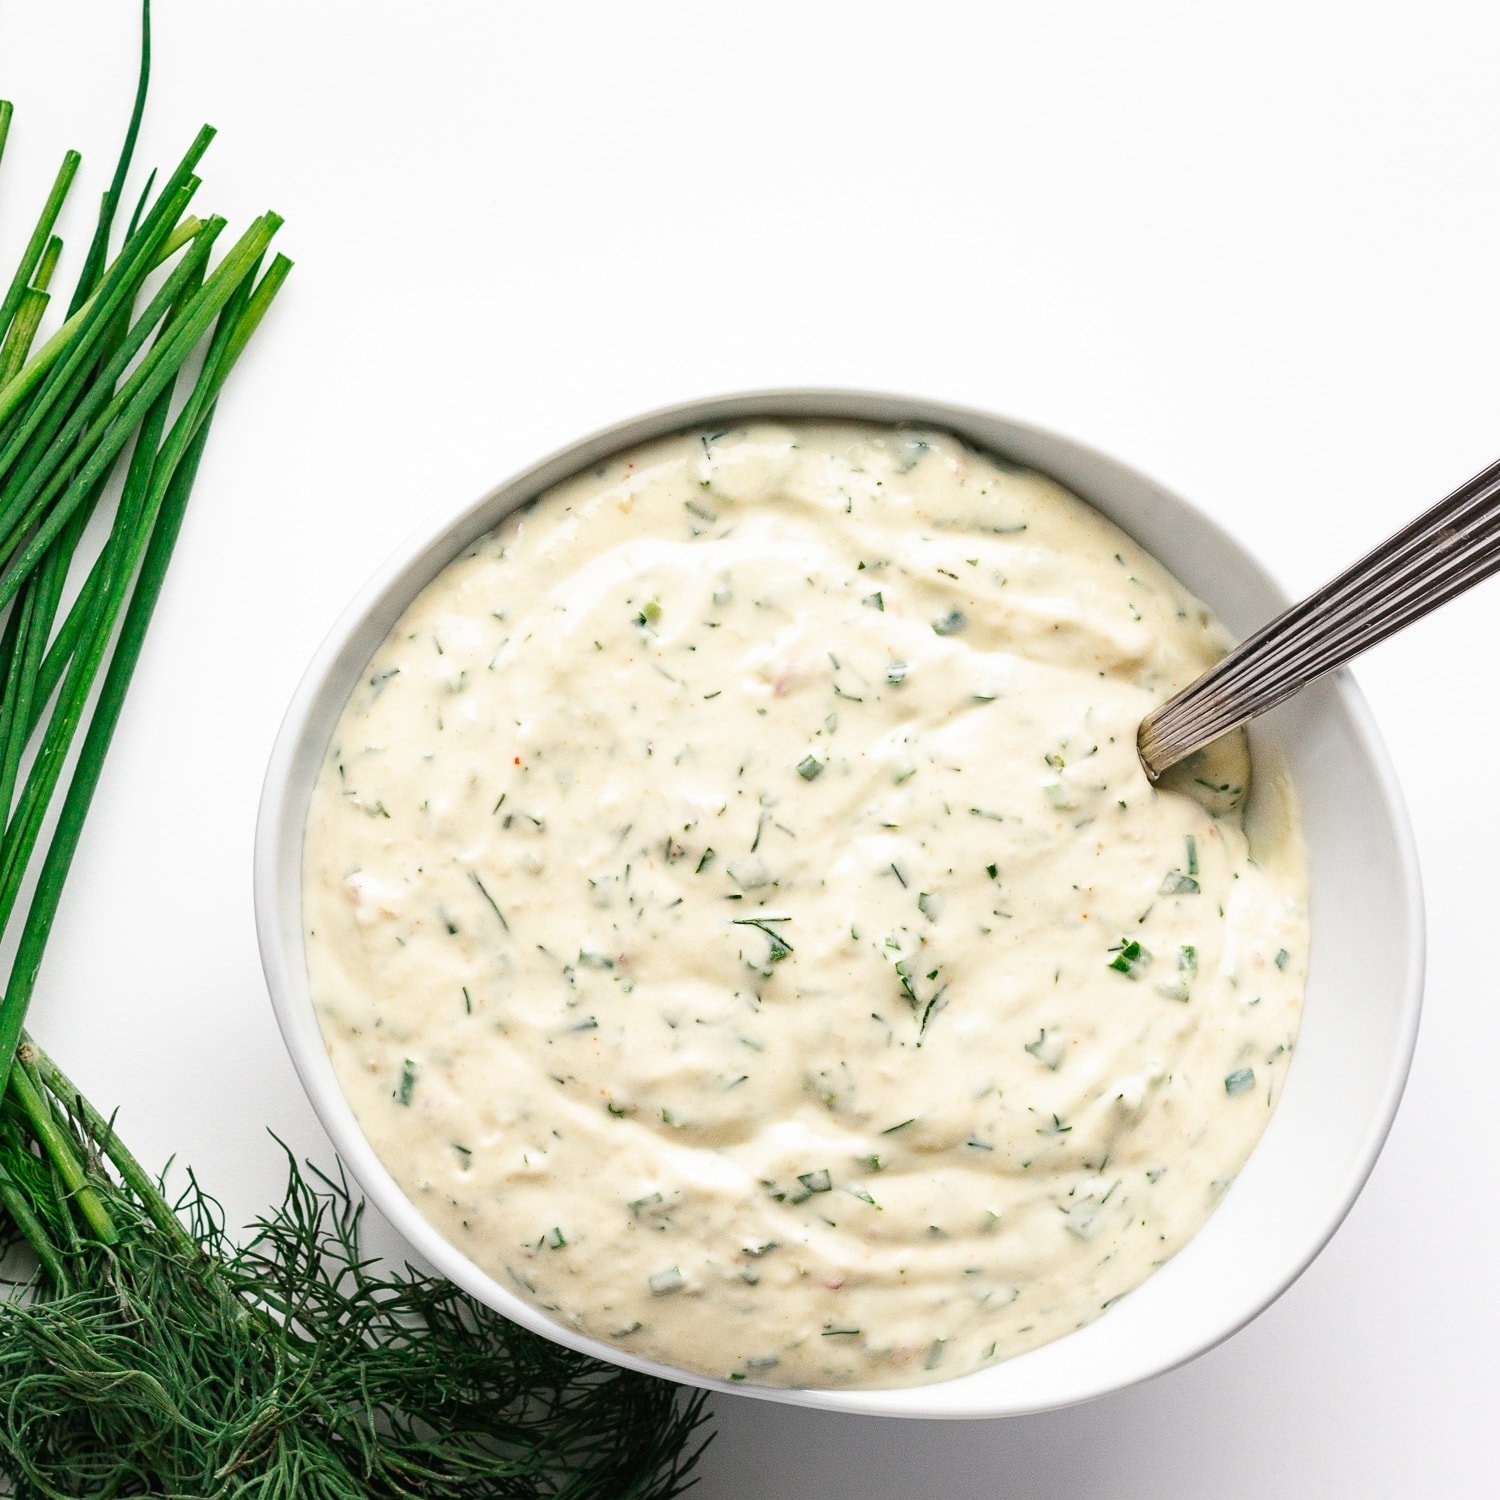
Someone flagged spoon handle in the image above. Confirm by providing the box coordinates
[1138,453,1500,780]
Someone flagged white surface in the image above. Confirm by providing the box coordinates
[1,0,1495,1492]
[257,388,1421,1419]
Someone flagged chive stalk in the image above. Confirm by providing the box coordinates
[0,151,80,346]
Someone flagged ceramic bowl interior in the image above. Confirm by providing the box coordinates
[255,390,1423,1419]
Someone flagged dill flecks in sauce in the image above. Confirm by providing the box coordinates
[302,422,1309,1389]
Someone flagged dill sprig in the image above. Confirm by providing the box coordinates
[0,1037,709,1500]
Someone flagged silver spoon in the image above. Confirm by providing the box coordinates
[1138,454,1500,780]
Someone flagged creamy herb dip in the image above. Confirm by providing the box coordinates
[303,422,1308,1389]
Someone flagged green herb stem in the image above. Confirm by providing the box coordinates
[70,0,151,307]
[0,150,80,351]
[0,214,225,557]
[6,1061,114,1243]
[0,215,273,618]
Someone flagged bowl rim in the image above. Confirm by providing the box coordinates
[254,388,1425,1419]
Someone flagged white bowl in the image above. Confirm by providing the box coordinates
[255,390,1423,1419]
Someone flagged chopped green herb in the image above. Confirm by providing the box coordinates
[1024,1028,1064,1070]
[1224,1068,1256,1096]
[395,1058,418,1107]
[1275,947,1290,970]
[469,871,510,932]
[797,1169,832,1195]
[932,608,967,636]
[1107,938,1152,979]
[648,1266,684,1296]
[861,591,884,610]
[1155,944,1198,1002]
[796,754,824,781]
[731,916,793,963]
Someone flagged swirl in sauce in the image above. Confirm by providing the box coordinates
[303,422,1308,1389]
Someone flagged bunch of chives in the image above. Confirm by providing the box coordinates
[0,87,289,1260]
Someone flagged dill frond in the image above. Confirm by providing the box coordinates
[0,1040,711,1498]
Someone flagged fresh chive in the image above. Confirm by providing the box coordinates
[0,272,286,1084]
[0,151,80,354]
[1106,938,1152,979]
[0,214,280,614]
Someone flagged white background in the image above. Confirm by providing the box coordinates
[2,3,1497,1495]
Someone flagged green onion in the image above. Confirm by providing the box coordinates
[1225,1068,1256,1096]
